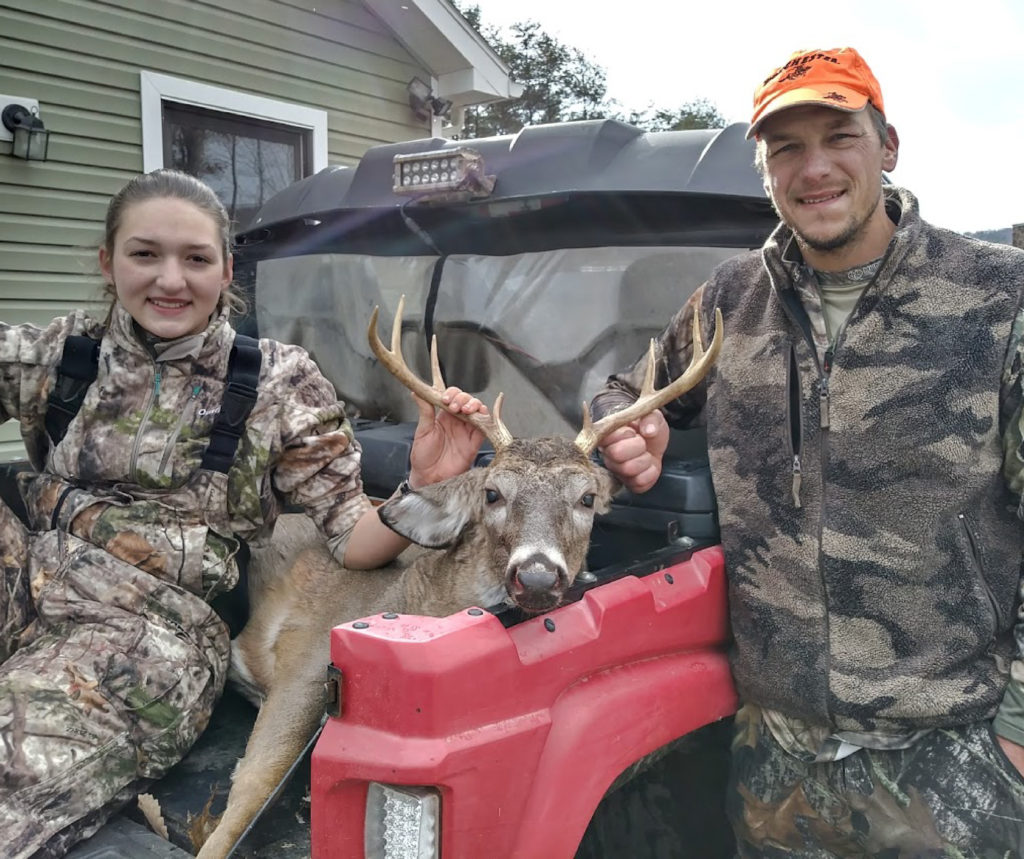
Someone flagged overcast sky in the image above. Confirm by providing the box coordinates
[471,0,1023,235]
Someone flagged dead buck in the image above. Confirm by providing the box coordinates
[194,299,723,858]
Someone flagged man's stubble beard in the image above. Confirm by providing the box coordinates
[774,186,883,255]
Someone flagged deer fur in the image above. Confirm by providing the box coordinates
[195,437,617,858]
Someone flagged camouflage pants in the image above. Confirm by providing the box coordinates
[726,704,1024,858]
[0,498,230,858]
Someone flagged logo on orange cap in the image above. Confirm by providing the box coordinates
[747,47,885,139]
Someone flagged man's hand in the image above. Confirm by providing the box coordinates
[996,734,1024,776]
[598,409,669,494]
[407,387,487,488]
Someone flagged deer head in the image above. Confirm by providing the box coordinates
[368,297,722,614]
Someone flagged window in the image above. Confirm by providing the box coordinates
[162,103,307,231]
[140,71,328,232]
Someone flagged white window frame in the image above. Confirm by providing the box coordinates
[139,71,328,174]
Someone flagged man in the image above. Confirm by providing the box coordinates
[593,47,1024,855]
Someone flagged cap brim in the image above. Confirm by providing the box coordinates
[746,85,871,139]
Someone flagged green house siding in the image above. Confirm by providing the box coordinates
[0,0,437,461]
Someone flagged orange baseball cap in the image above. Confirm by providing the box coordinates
[747,47,885,139]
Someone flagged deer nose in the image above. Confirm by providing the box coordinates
[516,565,558,591]
[509,553,566,593]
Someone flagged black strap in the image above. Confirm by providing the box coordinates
[201,334,262,474]
[423,255,446,356]
[45,334,101,447]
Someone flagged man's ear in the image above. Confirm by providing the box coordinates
[882,124,899,173]
[378,469,485,548]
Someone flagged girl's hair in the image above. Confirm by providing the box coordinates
[102,168,246,317]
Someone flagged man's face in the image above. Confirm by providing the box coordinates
[758,104,898,266]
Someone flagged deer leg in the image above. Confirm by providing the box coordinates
[195,652,326,859]
[227,623,272,709]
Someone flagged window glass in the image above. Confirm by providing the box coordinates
[163,102,308,232]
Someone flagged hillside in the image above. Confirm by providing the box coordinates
[965,227,1012,244]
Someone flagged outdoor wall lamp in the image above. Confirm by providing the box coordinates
[2,103,50,161]
[406,77,453,121]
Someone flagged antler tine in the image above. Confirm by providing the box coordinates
[367,296,514,452]
[574,306,723,456]
[428,334,445,391]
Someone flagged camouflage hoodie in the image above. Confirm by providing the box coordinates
[595,187,1024,736]
[0,301,370,600]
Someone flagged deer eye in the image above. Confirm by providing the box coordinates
[580,493,595,508]
[485,488,501,504]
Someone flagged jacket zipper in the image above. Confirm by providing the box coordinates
[775,286,829,489]
[787,346,804,507]
[958,512,1003,633]
[157,382,202,477]
[128,366,161,481]
[820,347,832,429]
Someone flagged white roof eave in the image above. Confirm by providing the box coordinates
[362,0,523,107]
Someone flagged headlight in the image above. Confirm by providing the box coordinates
[364,783,441,859]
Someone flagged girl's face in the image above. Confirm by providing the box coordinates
[99,196,232,339]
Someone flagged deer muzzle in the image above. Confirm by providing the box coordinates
[506,553,568,613]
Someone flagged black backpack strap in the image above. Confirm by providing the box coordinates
[45,334,101,447]
[201,334,262,474]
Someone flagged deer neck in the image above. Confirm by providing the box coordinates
[396,526,510,616]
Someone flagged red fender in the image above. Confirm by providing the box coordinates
[311,546,735,859]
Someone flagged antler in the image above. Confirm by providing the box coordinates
[368,295,514,452]
[574,306,723,456]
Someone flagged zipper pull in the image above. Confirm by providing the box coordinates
[819,348,833,429]
[154,370,162,400]
[792,454,803,508]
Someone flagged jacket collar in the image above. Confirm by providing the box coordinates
[109,302,234,364]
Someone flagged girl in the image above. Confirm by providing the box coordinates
[0,168,484,857]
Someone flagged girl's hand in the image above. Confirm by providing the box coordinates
[407,387,487,488]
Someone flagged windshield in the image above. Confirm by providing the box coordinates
[255,244,746,435]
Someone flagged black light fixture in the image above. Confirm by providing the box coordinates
[428,95,453,119]
[2,103,50,161]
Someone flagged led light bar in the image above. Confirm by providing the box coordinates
[392,147,494,197]
[364,783,441,859]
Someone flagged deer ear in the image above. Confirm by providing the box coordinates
[596,467,622,510]
[378,470,483,548]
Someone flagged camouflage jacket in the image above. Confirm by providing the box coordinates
[594,187,1024,737]
[0,302,370,600]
